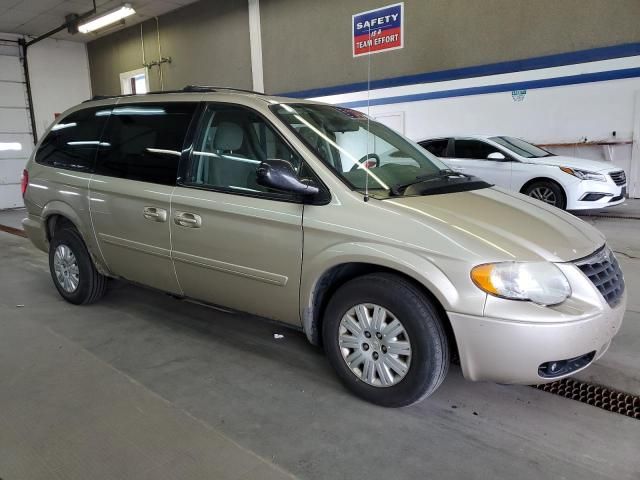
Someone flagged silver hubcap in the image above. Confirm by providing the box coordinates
[53,244,80,293]
[529,186,557,205]
[338,303,412,387]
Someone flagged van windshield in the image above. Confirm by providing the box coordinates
[272,103,489,198]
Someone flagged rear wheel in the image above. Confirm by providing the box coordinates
[322,273,449,407]
[49,227,107,304]
[524,180,566,209]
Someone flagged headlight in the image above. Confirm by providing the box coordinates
[471,262,571,306]
[560,166,606,182]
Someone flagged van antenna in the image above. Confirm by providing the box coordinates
[364,25,371,203]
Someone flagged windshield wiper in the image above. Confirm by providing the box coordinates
[390,169,461,196]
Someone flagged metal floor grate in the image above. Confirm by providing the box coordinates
[535,378,640,419]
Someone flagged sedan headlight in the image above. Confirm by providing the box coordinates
[560,166,606,182]
[471,262,571,306]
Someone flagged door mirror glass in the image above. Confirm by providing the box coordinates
[487,151,507,161]
[257,159,319,196]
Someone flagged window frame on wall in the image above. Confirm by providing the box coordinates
[119,68,150,95]
[178,102,329,204]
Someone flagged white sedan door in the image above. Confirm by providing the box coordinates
[449,139,512,188]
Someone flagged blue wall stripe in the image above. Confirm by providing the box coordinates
[278,42,640,99]
[337,67,640,109]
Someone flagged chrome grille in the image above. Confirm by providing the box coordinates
[575,247,625,307]
[609,170,626,186]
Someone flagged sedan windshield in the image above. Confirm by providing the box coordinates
[490,136,555,158]
[272,103,490,198]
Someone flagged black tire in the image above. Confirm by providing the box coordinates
[49,227,107,305]
[322,273,449,407]
[524,180,566,209]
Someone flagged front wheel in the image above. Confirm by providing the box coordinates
[322,273,449,407]
[524,180,566,209]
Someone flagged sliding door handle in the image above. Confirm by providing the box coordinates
[174,211,202,228]
[143,206,167,222]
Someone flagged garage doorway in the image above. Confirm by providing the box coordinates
[119,68,149,95]
[0,40,32,210]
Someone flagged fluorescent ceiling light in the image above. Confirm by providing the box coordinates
[78,4,136,33]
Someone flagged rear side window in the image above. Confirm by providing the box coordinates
[453,140,502,160]
[420,139,449,157]
[35,107,109,171]
[95,102,197,185]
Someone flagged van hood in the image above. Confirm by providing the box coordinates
[525,155,620,173]
[384,187,604,262]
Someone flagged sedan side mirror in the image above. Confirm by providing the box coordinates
[487,152,507,161]
[256,159,319,196]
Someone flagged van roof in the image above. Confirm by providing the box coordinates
[84,85,316,107]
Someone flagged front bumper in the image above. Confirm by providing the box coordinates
[448,294,626,385]
[566,178,627,210]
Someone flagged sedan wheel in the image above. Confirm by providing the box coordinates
[524,180,566,209]
[529,186,557,205]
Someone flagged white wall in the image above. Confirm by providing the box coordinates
[313,55,640,198]
[28,38,92,139]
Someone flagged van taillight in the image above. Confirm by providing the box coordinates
[21,169,28,197]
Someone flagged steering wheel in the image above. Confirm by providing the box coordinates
[350,153,381,172]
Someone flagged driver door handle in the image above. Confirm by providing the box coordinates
[174,211,202,228]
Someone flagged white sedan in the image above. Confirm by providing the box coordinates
[418,135,627,210]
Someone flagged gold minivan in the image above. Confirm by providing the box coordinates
[21,87,626,406]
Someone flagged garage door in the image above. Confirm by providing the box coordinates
[0,41,33,210]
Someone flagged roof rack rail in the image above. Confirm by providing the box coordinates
[84,85,265,102]
[182,85,266,95]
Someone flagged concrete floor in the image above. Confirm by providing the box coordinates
[0,204,639,480]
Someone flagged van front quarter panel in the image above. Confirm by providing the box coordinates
[299,193,490,345]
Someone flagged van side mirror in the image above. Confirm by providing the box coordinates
[487,152,507,161]
[256,159,319,196]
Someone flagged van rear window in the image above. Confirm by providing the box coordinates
[35,107,110,171]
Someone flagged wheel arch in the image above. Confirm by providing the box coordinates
[41,201,110,276]
[519,177,567,205]
[302,261,458,359]
[45,213,78,241]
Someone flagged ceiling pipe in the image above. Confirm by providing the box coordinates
[25,0,97,48]
[20,0,97,143]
